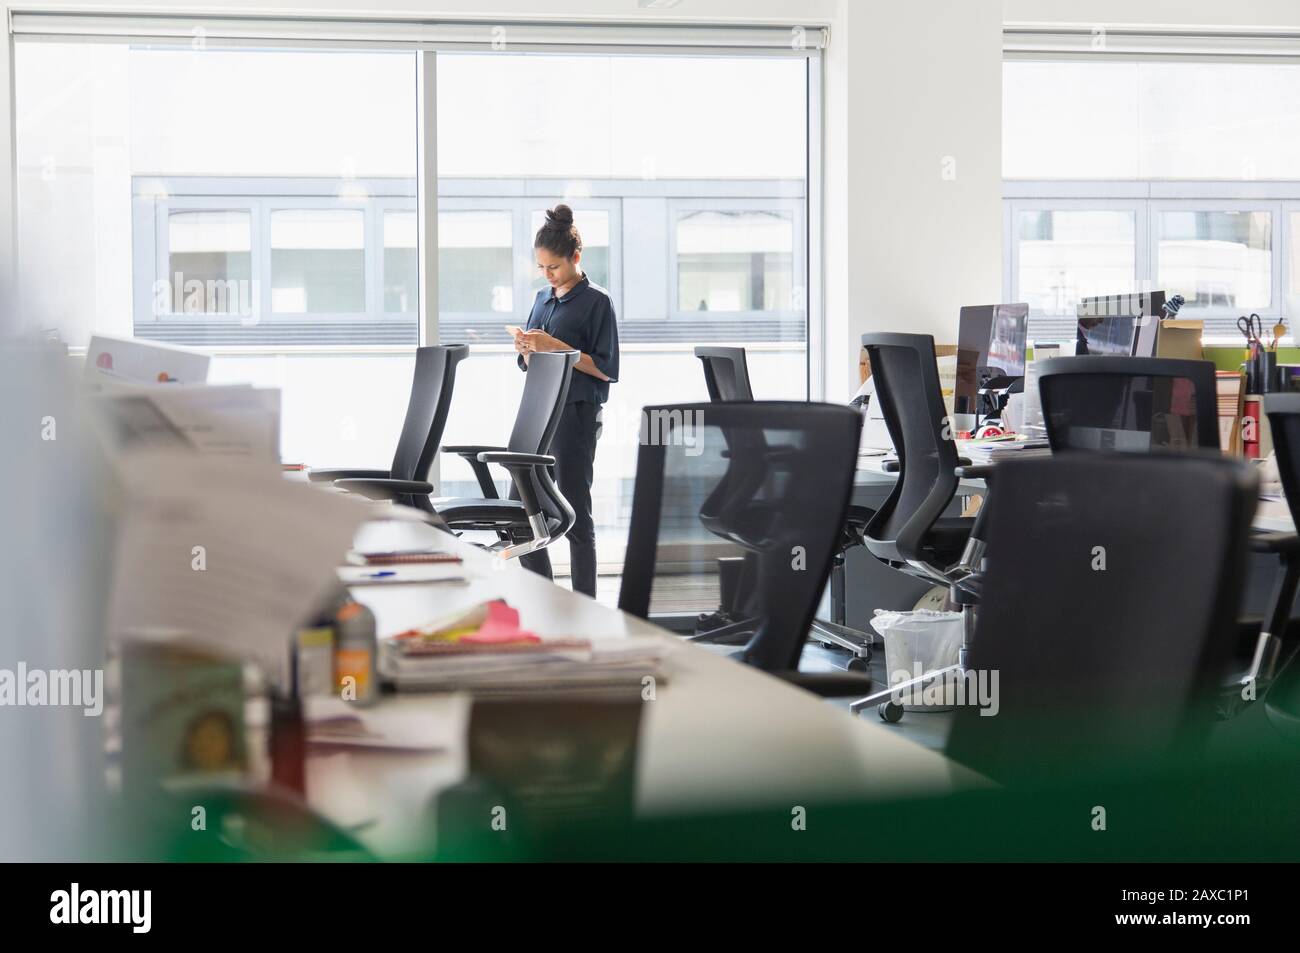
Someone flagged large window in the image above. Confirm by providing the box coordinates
[1004,57,1300,341]
[434,52,811,575]
[14,24,819,592]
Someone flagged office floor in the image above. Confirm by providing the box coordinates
[578,569,956,755]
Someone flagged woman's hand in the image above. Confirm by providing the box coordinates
[512,331,530,355]
[521,329,565,353]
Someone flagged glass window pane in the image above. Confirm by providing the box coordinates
[529,208,609,293]
[437,52,809,588]
[1156,210,1271,311]
[676,210,794,312]
[270,208,365,313]
[166,210,252,315]
[1015,210,1136,315]
[383,210,417,314]
[440,210,514,314]
[1005,60,1300,180]
[1003,61,1140,179]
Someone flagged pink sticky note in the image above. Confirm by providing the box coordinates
[461,600,541,645]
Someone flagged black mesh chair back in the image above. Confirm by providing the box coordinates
[947,452,1254,782]
[508,350,579,456]
[694,346,754,402]
[1261,394,1300,735]
[390,344,469,481]
[860,333,962,565]
[1037,356,1219,453]
[619,401,861,673]
[1264,394,1300,530]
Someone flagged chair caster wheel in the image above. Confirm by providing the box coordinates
[878,701,904,723]
[846,656,870,673]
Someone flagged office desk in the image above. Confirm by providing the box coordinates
[858,452,1296,534]
[309,514,976,858]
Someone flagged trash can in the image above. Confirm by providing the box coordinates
[869,609,964,711]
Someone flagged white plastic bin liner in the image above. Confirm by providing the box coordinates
[869,609,963,711]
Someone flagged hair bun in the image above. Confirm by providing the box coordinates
[546,204,575,228]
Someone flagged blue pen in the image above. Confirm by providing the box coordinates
[366,570,397,579]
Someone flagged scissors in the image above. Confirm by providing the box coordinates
[1239,313,1264,353]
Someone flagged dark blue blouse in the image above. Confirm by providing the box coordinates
[517,275,620,405]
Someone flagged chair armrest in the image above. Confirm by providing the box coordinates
[332,477,433,502]
[306,467,389,484]
[881,459,900,473]
[443,446,507,498]
[442,445,506,456]
[1251,531,1300,556]
[955,464,995,481]
[477,451,555,467]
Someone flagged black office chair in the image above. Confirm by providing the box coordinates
[1255,395,1300,739]
[308,343,468,518]
[1037,355,1219,453]
[1038,355,1296,711]
[694,345,754,402]
[844,333,983,719]
[337,350,579,562]
[692,345,877,669]
[946,452,1255,784]
[618,401,874,697]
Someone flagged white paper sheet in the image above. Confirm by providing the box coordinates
[107,452,371,684]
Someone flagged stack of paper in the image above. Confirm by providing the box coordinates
[1217,371,1245,452]
[380,635,672,695]
[94,382,281,462]
[959,436,1052,466]
[106,451,372,683]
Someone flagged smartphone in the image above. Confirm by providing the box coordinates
[504,325,525,337]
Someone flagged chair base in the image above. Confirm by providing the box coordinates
[684,618,756,645]
[808,618,873,667]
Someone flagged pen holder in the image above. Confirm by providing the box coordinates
[1256,350,1278,394]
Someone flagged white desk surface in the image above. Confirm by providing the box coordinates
[309,513,978,857]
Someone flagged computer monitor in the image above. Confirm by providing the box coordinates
[1076,292,1166,358]
[956,303,1029,407]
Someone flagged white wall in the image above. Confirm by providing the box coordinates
[823,0,1003,398]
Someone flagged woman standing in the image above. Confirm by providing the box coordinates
[512,205,620,597]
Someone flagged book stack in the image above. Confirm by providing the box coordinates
[1217,370,1246,454]
[378,599,671,694]
[380,635,671,694]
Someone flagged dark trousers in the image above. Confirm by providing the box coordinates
[519,400,600,597]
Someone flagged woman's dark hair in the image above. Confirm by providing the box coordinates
[534,204,583,260]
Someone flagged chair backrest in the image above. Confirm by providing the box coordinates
[618,401,861,674]
[946,452,1255,783]
[1263,394,1300,735]
[694,346,754,402]
[508,350,580,454]
[859,333,961,565]
[1266,393,1300,531]
[1036,356,1219,453]
[390,344,469,482]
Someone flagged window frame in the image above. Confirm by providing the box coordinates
[1004,182,1300,343]
[1005,195,1147,344]
[667,195,806,327]
[1148,198,1281,322]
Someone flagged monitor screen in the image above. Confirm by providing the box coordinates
[1077,292,1166,357]
[956,303,1029,403]
[1076,316,1138,356]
